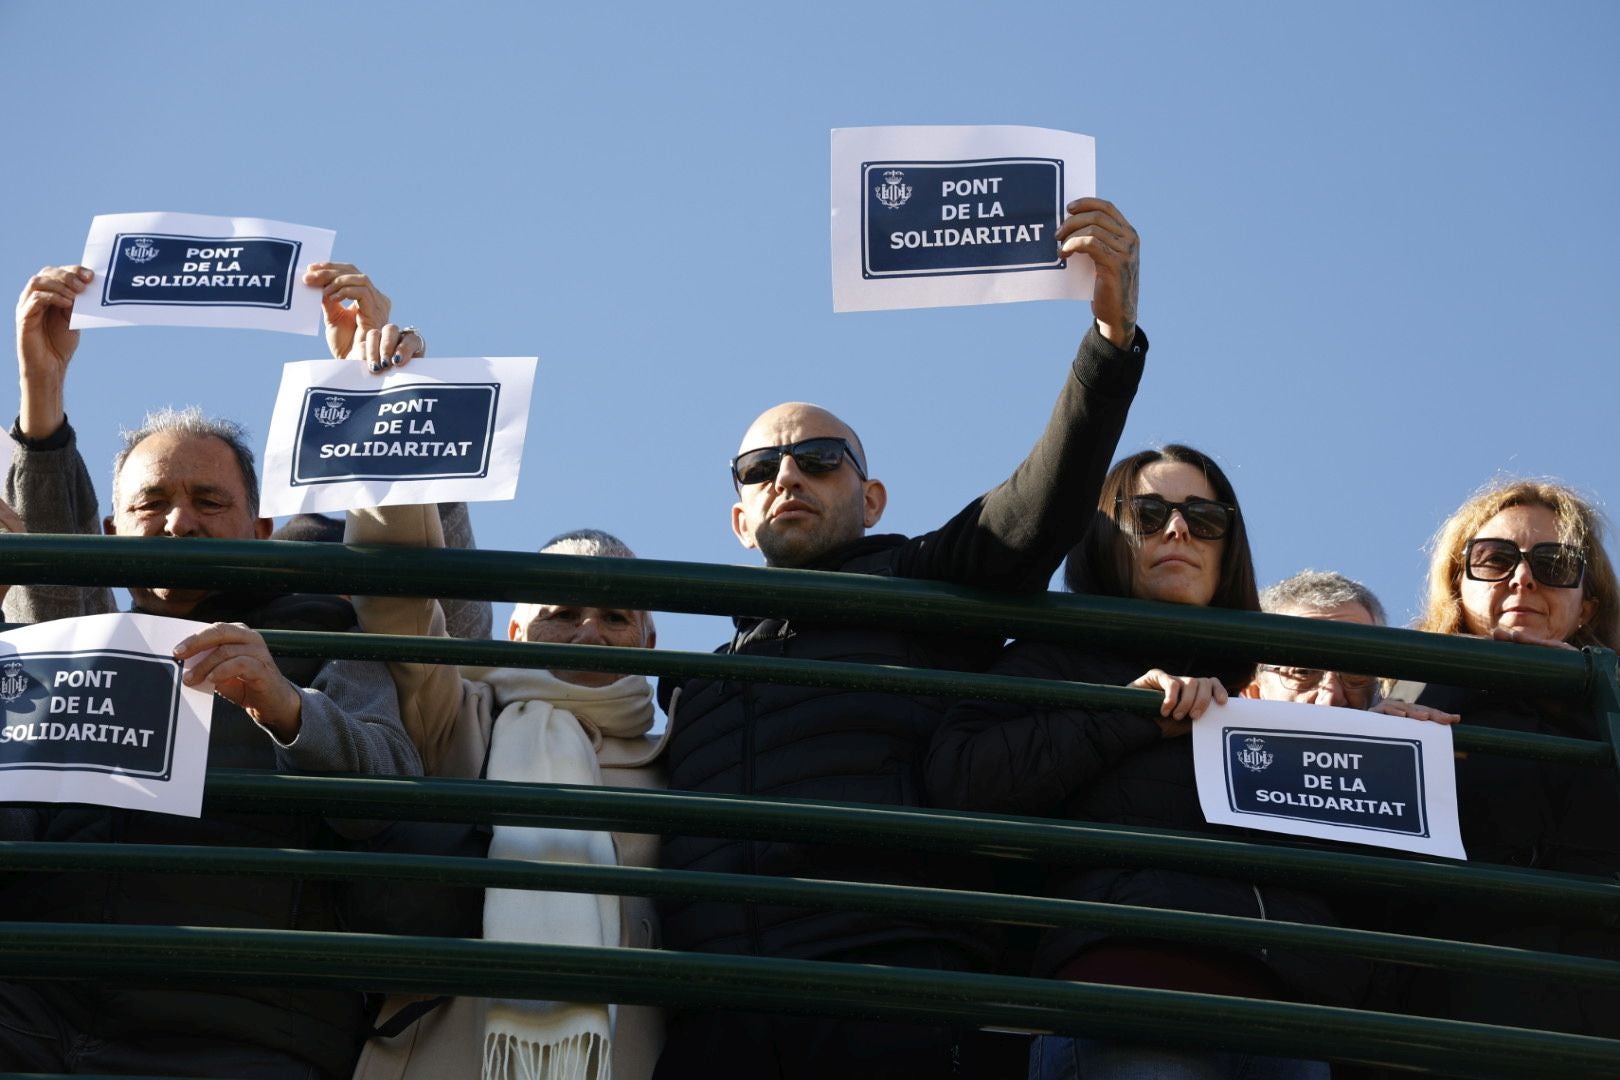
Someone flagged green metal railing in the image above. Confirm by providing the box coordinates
[2,536,1619,1078]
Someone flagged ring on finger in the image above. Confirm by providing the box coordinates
[399,326,426,358]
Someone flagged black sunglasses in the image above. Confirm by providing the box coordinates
[730,437,867,489]
[1464,538,1586,589]
[1116,495,1237,540]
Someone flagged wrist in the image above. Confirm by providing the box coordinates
[1095,318,1136,350]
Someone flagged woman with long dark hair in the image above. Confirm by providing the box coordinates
[928,445,1357,1080]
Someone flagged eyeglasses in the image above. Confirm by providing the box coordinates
[1116,495,1237,540]
[730,437,868,489]
[1259,666,1379,702]
[1464,538,1586,589]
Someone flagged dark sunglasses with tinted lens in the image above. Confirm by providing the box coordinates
[1116,495,1236,540]
[1464,538,1586,588]
[730,437,867,488]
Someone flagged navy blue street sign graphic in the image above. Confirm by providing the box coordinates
[861,157,1065,279]
[102,233,301,309]
[1222,727,1429,838]
[291,382,500,486]
[0,650,183,780]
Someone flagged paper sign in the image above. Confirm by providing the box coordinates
[1193,697,1465,859]
[72,212,335,334]
[0,613,214,817]
[831,125,1096,312]
[259,355,539,516]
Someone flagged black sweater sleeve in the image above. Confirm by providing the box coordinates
[892,324,1146,591]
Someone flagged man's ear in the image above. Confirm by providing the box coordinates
[644,625,658,650]
[862,479,888,529]
[731,501,758,550]
[253,517,273,540]
[1240,681,1262,700]
[102,515,116,536]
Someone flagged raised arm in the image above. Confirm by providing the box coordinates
[345,503,472,774]
[897,200,1146,592]
[6,266,115,622]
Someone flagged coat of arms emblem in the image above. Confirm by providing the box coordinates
[314,396,351,428]
[1237,735,1274,773]
[874,170,912,210]
[123,238,160,264]
[0,661,30,704]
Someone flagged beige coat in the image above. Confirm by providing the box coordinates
[346,505,666,1080]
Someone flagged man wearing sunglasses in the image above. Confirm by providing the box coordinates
[1245,570,1456,723]
[653,198,1147,1080]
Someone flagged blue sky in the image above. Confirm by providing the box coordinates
[2,1,1616,664]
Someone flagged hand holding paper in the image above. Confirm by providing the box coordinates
[1057,197,1140,348]
[176,622,303,743]
[1129,668,1228,737]
[14,265,93,439]
[304,262,394,362]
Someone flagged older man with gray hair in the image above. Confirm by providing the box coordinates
[1244,569,1455,723]
[0,261,442,1078]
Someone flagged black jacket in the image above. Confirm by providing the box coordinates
[657,327,1145,962]
[1394,682,1620,1038]
[927,640,1368,1006]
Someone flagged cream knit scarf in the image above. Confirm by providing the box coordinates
[466,665,655,1080]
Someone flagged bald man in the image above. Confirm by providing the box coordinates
[653,200,1149,1080]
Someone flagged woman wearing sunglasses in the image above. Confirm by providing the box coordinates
[1387,480,1620,1038]
[928,445,1358,1080]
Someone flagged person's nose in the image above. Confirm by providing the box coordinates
[1315,671,1349,707]
[1164,509,1191,540]
[1509,557,1538,589]
[164,503,200,538]
[772,453,808,490]
[572,615,607,646]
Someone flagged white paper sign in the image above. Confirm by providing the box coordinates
[1193,697,1466,860]
[830,125,1096,313]
[259,355,539,517]
[0,613,214,818]
[72,212,336,334]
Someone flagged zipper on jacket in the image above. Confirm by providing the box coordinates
[741,682,761,955]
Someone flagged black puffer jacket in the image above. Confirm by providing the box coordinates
[927,641,1370,1006]
[1393,682,1620,1038]
[657,327,1146,962]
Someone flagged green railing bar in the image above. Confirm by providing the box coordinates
[248,628,1616,766]
[0,621,1603,766]
[0,536,1593,697]
[4,840,1615,990]
[190,773,1620,923]
[0,923,1612,1078]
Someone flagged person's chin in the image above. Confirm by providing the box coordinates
[1497,613,1550,636]
[133,587,210,619]
[756,527,828,568]
[553,669,618,688]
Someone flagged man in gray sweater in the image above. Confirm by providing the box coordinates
[0,262,434,1078]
